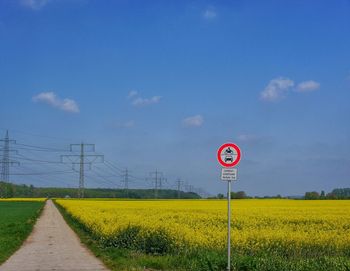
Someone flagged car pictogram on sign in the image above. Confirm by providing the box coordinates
[225,156,233,162]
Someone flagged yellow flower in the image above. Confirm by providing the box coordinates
[56,199,350,255]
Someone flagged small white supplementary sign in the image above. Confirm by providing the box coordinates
[221,168,237,181]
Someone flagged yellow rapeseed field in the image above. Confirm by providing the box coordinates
[56,199,350,257]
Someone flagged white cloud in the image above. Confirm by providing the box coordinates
[127,91,162,107]
[127,90,138,99]
[296,80,320,92]
[20,0,51,10]
[237,134,272,146]
[115,120,135,128]
[32,92,80,113]
[182,115,204,127]
[237,134,259,142]
[261,77,321,102]
[122,120,135,128]
[260,77,294,102]
[132,96,161,107]
[203,8,217,19]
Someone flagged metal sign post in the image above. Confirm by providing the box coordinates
[217,142,241,271]
[227,179,231,271]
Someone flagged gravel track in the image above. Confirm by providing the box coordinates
[0,200,109,271]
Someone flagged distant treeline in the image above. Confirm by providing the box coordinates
[211,191,251,199]
[0,182,201,199]
[304,188,350,200]
[211,191,285,199]
[211,188,350,200]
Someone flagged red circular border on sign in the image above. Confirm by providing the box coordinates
[217,142,241,167]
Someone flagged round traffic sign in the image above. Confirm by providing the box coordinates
[217,143,241,167]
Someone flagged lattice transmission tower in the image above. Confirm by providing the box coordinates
[61,143,104,198]
[0,130,19,183]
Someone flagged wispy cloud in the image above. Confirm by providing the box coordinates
[237,134,260,142]
[32,91,80,113]
[127,90,138,99]
[237,134,274,148]
[20,0,52,10]
[132,96,161,107]
[261,77,320,102]
[117,120,135,128]
[296,80,320,92]
[182,115,204,127]
[128,91,161,107]
[261,77,294,102]
[125,120,135,128]
[203,8,217,19]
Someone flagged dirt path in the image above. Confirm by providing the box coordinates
[0,200,109,271]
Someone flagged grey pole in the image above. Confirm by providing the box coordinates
[227,180,231,271]
[79,143,84,198]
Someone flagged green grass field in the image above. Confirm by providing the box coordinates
[0,201,45,264]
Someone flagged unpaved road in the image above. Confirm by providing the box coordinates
[0,200,109,271]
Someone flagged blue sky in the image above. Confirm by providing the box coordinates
[0,0,349,196]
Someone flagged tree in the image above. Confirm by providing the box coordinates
[331,188,350,199]
[7,184,14,198]
[304,191,320,200]
[217,193,224,199]
[29,185,35,197]
[231,191,247,199]
[0,182,5,198]
[326,192,338,199]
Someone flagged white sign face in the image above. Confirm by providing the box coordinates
[221,168,237,181]
[217,143,241,168]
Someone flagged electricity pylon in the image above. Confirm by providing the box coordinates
[0,130,19,197]
[0,130,18,182]
[61,143,104,198]
[175,178,183,199]
[148,169,166,199]
[121,168,129,198]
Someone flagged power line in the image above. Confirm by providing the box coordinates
[148,169,166,198]
[101,161,124,176]
[175,178,184,199]
[0,128,76,142]
[9,170,75,176]
[0,129,203,197]
[104,160,125,173]
[13,153,63,164]
[185,183,194,193]
[87,168,121,189]
[14,142,68,152]
[91,165,122,181]
[61,143,104,198]
[121,168,130,197]
[10,161,77,188]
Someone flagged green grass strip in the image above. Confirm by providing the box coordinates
[0,201,45,264]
